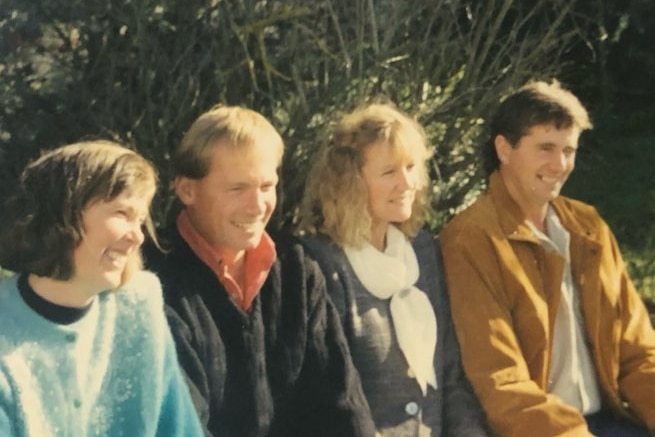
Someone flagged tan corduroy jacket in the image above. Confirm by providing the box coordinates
[440,171,655,437]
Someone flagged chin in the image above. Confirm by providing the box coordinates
[118,253,142,288]
[97,275,122,293]
[393,212,412,223]
[245,232,265,247]
[545,190,561,201]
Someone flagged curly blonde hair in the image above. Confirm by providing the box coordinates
[300,102,432,248]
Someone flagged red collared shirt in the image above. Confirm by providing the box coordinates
[177,210,276,312]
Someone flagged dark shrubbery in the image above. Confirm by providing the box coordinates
[1,0,653,297]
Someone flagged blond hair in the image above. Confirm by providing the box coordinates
[175,105,284,178]
[301,103,432,248]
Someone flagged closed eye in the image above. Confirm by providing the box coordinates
[563,147,577,157]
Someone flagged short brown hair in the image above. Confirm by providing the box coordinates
[483,80,592,176]
[0,140,158,280]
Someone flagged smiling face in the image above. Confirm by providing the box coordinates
[175,139,279,263]
[361,141,419,248]
[71,190,150,296]
[496,123,580,222]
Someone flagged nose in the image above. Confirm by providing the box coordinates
[127,222,145,246]
[397,168,412,190]
[246,189,268,215]
[551,151,568,172]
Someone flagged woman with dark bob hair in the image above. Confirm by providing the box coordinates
[299,102,489,436]
[0,140,202,436]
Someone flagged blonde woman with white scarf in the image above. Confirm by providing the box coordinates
[299,103,489,437]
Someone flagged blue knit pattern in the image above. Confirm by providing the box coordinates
[0,271,203,436]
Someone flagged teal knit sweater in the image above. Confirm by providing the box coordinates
[0,271,203,436]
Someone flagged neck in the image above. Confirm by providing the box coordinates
[526,210,548,232]
[219,246,246,268]
[370,221,388,252]
[27,274,96,308]
[219,247,246,286]
[499,171,548,232]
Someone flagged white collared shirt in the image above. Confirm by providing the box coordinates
[526,206,602,415]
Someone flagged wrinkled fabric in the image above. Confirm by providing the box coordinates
[440,171,655,437]
[302,230,489,437]
[0,271,203,437]
[344,225,437,395]
[144,227,376,437]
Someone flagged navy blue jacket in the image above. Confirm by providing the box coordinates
[144,226,376,437]
[300,229,488,436]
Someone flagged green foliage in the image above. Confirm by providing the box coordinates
[0,0,604,230]
[3,0,652,294]
[2,0,654,300]
[564,112,655,299]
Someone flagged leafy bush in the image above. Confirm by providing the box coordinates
[3,0,654,304]
[1,0,605,230]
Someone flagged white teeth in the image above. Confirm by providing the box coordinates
[233,221,259,230]
[538,175,560,185]
[106,251,127,264]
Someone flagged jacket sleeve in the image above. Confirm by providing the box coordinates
[156,322,206,437]
[606,228,655,433]
[439,227,593,437]
[0,374,16,435]
[296,257,377,437]
[165,303,220,437]
[441,322,489,436]
[434,242,489,436]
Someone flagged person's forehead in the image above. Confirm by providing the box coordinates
[523,123,580,139]
[205,143,279,179]
[209,137,281,159]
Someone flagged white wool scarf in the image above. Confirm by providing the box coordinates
[344,225,437,395]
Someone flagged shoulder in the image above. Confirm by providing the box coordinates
[274,234,324,281]
[142,225,193,273]
[297,233,347,269]
[110,270,164,312]
[0,276,30,327]
[440,194,496,242]
[411,229,438,258]
[297,233,332,253]
[270,234,333,305]
[552,195,606,230]
[0,276,18,306]
[412,230,444,271]
[0,276,27,349]
[106,271,169,353]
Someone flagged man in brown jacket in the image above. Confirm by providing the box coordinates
[440,80,655,437]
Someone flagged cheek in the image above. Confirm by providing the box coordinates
[367,190,387,215]
[409,171,422,189]
[106,221,130,239]
[365,180,385,203]
[264,191,277,210]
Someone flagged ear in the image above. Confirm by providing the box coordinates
[174,177,196,206]
[494,134,513,165]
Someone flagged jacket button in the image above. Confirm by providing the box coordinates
[405,401,419,416]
